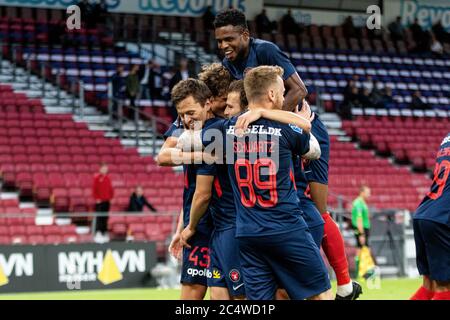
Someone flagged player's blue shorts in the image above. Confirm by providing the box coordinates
[304,115,329,185]
[298,196,324,247]
[180,231,211,286]
[207,228,245,297]
[238,229,331,300]
[413,219,450,282]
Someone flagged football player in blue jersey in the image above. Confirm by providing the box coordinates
[410,133,450,301]
[214,8,360,299]
[157,79,216,300]
[179,80,249,300]
[176,76,314,300]
[198,63,233,118]
[180,66,331,300]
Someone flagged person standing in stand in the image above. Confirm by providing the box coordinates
[92,163,114,242]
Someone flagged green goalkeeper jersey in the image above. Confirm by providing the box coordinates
[352,197,370,229]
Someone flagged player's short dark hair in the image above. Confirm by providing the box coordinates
[171,78,212,107]
[228,80,248,108]
[214,8,248,30]
[198,63,232,98]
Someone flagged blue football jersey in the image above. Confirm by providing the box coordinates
[182,163,214,235]
[222,38,297,81]
[164,119,213,235]
[293,156,324,228]
[201,118,237,232]
[203,117,311,237]
[414,133,450,226]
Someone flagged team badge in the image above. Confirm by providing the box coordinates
[229,269,241,282]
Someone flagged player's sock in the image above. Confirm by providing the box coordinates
[432,291,450,300]
[321,212,351,286]
[410,286,434,300]
[337,282,353,297]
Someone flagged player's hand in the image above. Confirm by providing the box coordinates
[168,232,183,261]
[176,130,202,151]
[180,226,196,249]
[235,109,263,137]
[296,100,315,122]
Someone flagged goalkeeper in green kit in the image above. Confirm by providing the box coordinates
[351,186,372,275]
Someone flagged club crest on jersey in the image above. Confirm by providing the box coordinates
[229,269,241,282]
[289,124,303,134]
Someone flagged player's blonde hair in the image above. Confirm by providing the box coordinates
[243,65,284,103]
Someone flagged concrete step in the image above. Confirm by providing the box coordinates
[122,139,162,147]
[0,192,19,200]
[19,202,36,209]
[137,146,161,155]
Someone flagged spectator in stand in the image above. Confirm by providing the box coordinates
[342,16,357,38]
[432,20,449,44]
[202,6,215,31]
[280,9,299,34]
[92,0,108,26]
[77,0,94,28]
[127,186,157,213]
[126,64,140,119]
[92,163,114,242]
[369,81,384,108]
[381,86,395,107]
[362,75,374,92]
[409,18,430,53]
[111,64,125,119]
[149,61,164,100]
[430,33,444,57]
[169,58,193,120]
[410,91,430,110]
[139,60,152,100]
[169,58,192,93]
[255,9,277,34]
[359,88,374,109]
[388,16,404,41]
[339,81,360,119]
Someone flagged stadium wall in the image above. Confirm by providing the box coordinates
[384,0,450,32]
[0,242,157,293]
[266,0,450,30]
[0,0,264,18]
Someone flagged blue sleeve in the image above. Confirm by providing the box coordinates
[256,42,297,80]
[196,163,217,176]
[201,118,228,147]
[285,124,310,156]
[163,122,182,140]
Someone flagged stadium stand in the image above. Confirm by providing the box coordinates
[0,6,447,253]
[342,116,450,171]
[0,83,180,249]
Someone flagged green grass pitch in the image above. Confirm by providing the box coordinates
[0,278,421,300]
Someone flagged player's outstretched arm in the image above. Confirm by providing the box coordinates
[283,73,308,112]
[180,175,214,248]
[235,108,311,134]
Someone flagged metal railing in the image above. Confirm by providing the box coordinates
[107,83,172,156]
